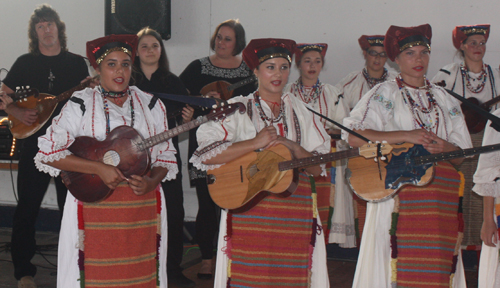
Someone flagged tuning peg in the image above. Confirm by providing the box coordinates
[26,85,30,89]
[212,105,217,109]
[382,140,387,143]
[380,156,387,161]
[374,158,378,163]
[16,86,20,90]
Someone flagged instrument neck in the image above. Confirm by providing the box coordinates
[481,94,500,109]
[278,148,360,171]
[414,143,500,165]
[55,76,96,103]
[140,115,206,150]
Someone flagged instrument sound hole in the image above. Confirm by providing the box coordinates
[103,150,120,167]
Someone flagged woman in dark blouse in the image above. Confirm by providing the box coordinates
[133,27,195,288]
[179,19,255,279]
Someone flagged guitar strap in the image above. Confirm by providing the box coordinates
[306,107,372,143]
[150,92,218,108]
[445,88,500,132]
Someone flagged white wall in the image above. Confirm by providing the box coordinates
[1,0,500,218]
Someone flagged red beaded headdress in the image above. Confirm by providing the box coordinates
[358,35,385,51]
[243,38,296,71]
[87,34,138,69]
[452,24,490,50]
[294,43,327,65]
[384,24,432,61]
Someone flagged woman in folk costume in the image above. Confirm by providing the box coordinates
[34,35,177,287]
[335,36,397,248]
[190,38,331,287]
[432,24,499,108]
[284,43,353,246]
[473,110,500,287]
[433,24,500,248]
[335,35,397,110]
[343,24,471,287]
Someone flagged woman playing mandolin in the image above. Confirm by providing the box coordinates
[432,24,500,250]
[284,43,353,247]
[34,34,177,287]
[432,24,500,130]
[190,38,331,287]
[344,24,472,287]
[179,19,255,279]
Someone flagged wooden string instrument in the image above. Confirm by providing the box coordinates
[206,142,393,212]
[436,80,500,134]
[460,95,500,134]
[347,142,500,202]
[61,101,246,203]
[200,75,256,101]
[7,77,96,139]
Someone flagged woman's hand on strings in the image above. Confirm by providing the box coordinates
[421,132,458,154]
[253,125,278,150]
[97,164,127,190]
[128,174,156,196]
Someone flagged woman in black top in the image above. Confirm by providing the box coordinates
[133,27,195,288]
[179,19,255,279]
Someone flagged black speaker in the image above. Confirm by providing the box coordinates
[105,0,171,40]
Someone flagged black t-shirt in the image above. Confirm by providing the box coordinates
[3,51,89,147]
[133,69,188,170]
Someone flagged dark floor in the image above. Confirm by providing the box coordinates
[0,228,478,288]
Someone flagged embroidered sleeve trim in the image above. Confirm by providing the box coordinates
[472,182,500,197]
[152,161,179,181]
[34,150,73,177]
[190,140,233,171]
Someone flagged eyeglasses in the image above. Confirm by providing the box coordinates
[465,41,486,48]
[367,50,387,58]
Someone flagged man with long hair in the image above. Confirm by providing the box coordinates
[0,5,89,287]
